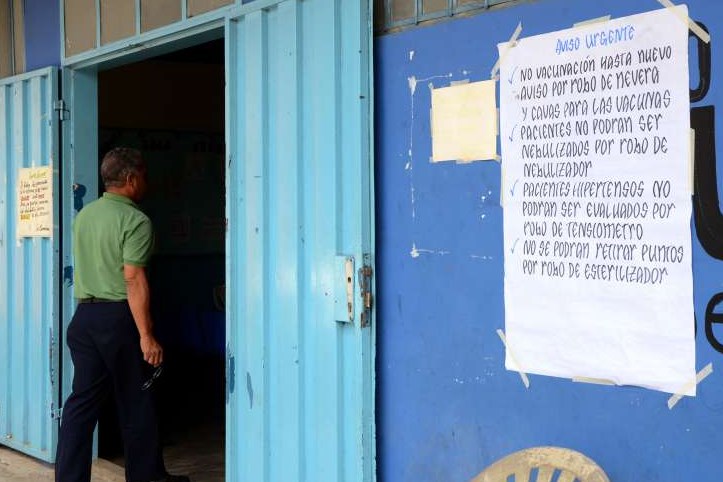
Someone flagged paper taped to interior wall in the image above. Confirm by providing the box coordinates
[431,80,497,163]
[499,6,695,395]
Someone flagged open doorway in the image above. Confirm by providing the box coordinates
[95,39,226,481]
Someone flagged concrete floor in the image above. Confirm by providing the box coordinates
[106,420,225,482]
[0,445,124,481]
[0,423,224,482]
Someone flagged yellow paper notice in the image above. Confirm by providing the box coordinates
[17,166,53,238]
[431,80,497,162]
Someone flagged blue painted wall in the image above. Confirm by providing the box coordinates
[375,1,723,481]
[23,0,60,71]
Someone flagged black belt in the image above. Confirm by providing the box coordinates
[77,297,125,304]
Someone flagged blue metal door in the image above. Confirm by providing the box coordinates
[0,67,61,462]
[225,1,375,481]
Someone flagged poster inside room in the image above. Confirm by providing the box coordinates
[499,7,695,394]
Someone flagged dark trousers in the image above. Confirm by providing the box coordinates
[55,302,165,482]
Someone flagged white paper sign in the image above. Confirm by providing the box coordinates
[17,166,53,237]
[499,7,694,395]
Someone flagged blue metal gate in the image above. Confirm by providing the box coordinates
[225,1,375,481]
[0,67,61,462]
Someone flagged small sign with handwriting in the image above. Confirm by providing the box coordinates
[17,166,53,237]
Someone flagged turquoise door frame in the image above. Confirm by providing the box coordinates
[0,67,62,462]
[225,1,375,481]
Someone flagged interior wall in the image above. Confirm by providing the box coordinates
[97,56,226,458]
[374,1,723,481]
[98,55,225,310]
[99,60,224,132]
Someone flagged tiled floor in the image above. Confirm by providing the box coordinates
[162,421,224,482]
[107,419,225,482]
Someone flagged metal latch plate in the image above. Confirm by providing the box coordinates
[334,255,354,323]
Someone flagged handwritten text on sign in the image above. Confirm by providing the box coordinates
[17,166,53,237]
[499,7,694,395]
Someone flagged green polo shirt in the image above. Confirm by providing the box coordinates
[73,192,154,300]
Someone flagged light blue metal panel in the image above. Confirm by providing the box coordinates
[0,67,61,462]
[60,68,99,408]
[225,0,374,481]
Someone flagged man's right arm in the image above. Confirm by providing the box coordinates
[124,264,163,367]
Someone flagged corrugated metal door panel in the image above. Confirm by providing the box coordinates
[0,67,60,463]
[60,68,99,419]
[225,0,374,481]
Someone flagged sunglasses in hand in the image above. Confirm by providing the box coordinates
[141,364,164,391]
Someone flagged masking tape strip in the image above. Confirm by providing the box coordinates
[689,128,695,195]
[573,15,611,28]
[496,329,530,388]
[450,79,470,86]
[499,155,505,206]
[657,0,710,43]
[667,362,713,410]
[491,22,523,79]
[572,376,616,386]
[496,109,501,164]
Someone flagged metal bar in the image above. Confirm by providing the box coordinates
[377,0,517,33]
[417,10,448,23]
[8,0,15,74]
[12,0,25,73]
[181,0,187,20]
[453,0,487,15]
[227,0,300,19]
[384,0,391,31]
[95,0,101,48]
[387,16,416,29]
[59,0,66,63]
[135,0,141,35]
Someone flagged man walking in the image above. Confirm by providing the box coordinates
[55,148,188,482]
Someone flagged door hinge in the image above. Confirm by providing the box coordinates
[50,404,62,420]
[358,264,373,328]
[53,100,69,121]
